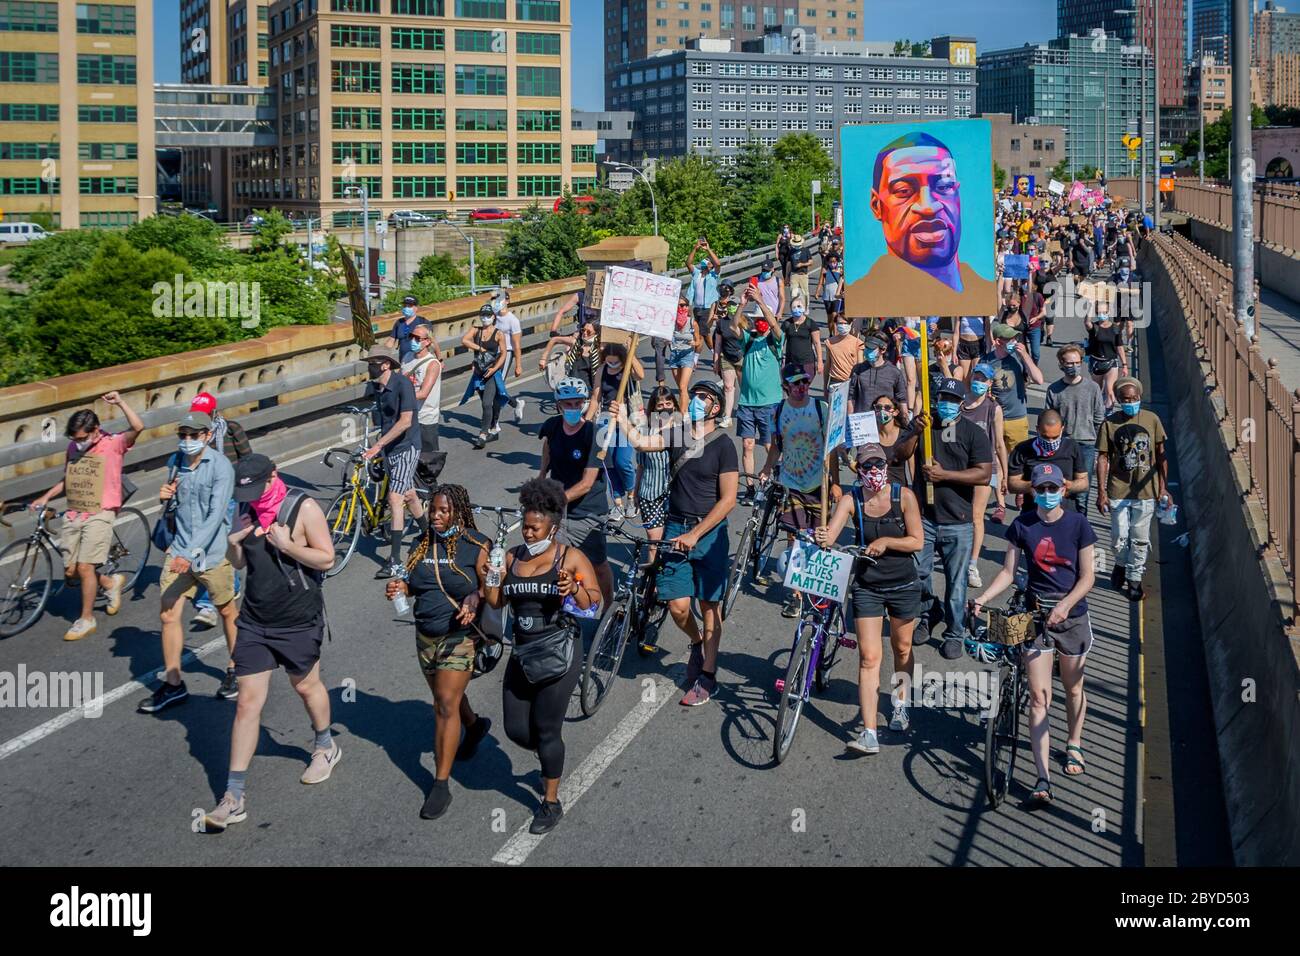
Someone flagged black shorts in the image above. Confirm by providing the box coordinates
[849,582,922,621]
[419,422,440,456]
[956,338,982,361]
[233,615,325,677]
[565,512,609,567]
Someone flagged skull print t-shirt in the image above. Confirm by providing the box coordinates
[1097,409,1166,500]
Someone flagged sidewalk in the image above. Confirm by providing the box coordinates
[1255,288,1300,393]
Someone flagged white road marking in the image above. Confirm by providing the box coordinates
[0,636,228,762]
[491,676,677,866]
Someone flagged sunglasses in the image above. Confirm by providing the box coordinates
[861,458,887,470]
[1033,484,1062,494]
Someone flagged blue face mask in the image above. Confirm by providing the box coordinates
[970,380,990,396]
[435,523,460,539]
[792,308,804,319]
[1035,490,1063,511]
[1120,401,1141,416]
[402,306,415,318]
[688,396,709,421]
[867,349,880,364]
[561,407,584,426]
[760,271,772,281]
[936,400,961,423]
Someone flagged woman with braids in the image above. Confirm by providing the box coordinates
[482,477,600,835]
[385,484,493,821]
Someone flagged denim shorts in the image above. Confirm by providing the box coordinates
[736,403,777,443]
[656,517,730,603]
[667,347,698,370]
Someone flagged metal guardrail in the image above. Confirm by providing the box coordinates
[1158,181,1300,255]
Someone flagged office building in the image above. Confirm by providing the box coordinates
[1191,55,1262,126]
[1192,0,1250,66]
[981,112,1067,181]
[606,31,975,169]
[978,34,1151,176]
[0,1,155,228]
[1056,0,1184,109]
[1255,1,1300,108]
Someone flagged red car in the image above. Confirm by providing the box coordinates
[553,195,595,214]
[470,207,514,221]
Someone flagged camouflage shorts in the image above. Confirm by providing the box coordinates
[416,629,477,674]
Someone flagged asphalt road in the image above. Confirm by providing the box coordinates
[0,291,1228,866]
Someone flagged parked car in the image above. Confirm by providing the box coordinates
[470,207,514,221]
[553,195,595,214]
[0,222,50,244]
[243,214,265,228]
[390,209,441,225]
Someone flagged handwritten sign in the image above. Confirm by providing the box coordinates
[783,541,854,604]
[600,265,679,340]
[64,454,106,514]
[585,267,607,310]
[1048,179,1066,196]
[847,412,879,448]
[1067,181,1087,204]
[823,381,849,457]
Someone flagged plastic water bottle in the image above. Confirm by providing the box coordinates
[1156,496,1178,527]
[391,569,411,616]
[486,545,505,588]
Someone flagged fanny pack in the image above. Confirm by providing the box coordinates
[1089,357,1118,372]
[511,623,577,684]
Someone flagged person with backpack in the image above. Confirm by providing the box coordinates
[846,330,909,420]
[200,454,338,832]
[815,442,924,754]
[138,411,239,713]
[460,305,511,450]
[401,325,446,487]
[733,287,784,502]
[710,285,744,428]
[780,300,823,384]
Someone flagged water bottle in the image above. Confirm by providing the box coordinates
[1156,496,1178,527]
[391,569,411,616]
[486,545,505,588]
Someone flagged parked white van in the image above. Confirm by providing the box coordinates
[0,222,49,244]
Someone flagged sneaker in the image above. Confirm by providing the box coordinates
[456,716,491,761]
[680,676,715,707]
[1127,579,1145,601]
[375,562,404,580]
[472,434,487,450]
[623,499,640,520]
[202,792,247,833]
[718,416,734,429]
[191,605,219,630]
[781,593,802,618]
[300,742,342,784]
[846,728,880,755]
[419,779,452,820]
[529,799,564,835]
[103,573,126,616]
[63,617,97,642]
[683,642,704,688]
[137,680,189,714]
[940,637,964,661]
[967,564,982,589]
[1110,563,1127,590]
[889,701,910,732]
[487,431,501,443]
[913,618,931,648]
[216,668,239,701]
[514,398,526,423]
[607,507,625,526]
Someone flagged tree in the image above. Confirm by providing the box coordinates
[993,161,1008,191]
[413,252,467,287]
[1185,105,1269,180]
[9,229,107,293]
[233,248,334,332]
[1049,159,1071,183]
[125,213,239,273]
[491,199,595,283]
[911,40,931,57]
[248,208,295,256]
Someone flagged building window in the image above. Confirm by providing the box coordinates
[78,104,135,122]
[331,24,380,47]
[79,176,137,195]
[332,175,382,198]
[393,141,446,164]
[518,108,560,131]
[1,2,58,32]
[77,54,136,84]
[740,4,755,29]
[455,64,506,95]
[0,51,56,83]
[457,142,508,164]
[393,0,445,13]
[720,3,733,28]
[571,176,597,192]
[0,103,57,121]
[517,31,560,55]
[392,107,445,130]
[0,140,56,159]
[518,142,561,164]
[0,176,56,194]
[76,141,135,160]
[393,175,446,198]
[573,143,595,163]
[1010,138,1020,152]
[517,0,560,20]
[75,3,136,34]
[333,106,382,129]
[517,65,560,96]
[331,0,379,11]
[456,108,507,130]
[455,28,497,51]
[456,174,507,197]
[334,141,383,164]
[80,211,136,228]
[391,27,444,49]
[518,174,561,196]
[454,0,505,16]
[333,60,380,93]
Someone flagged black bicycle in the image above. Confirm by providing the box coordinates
[579,522,685,717]
[719,473,788,619]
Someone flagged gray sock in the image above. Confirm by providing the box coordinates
[227,770,247,802]
[313,726,333,751]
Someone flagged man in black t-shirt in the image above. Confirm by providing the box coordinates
[902,378,993,659]
[539,377,612,605]
[364,346,425,580]
[1006,409,1088,512]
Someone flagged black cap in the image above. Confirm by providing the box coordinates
[781,362,811,384]
[761,259,775,272]
[403,295,417,306]
[936,377,965,398]
[233,453,275,502]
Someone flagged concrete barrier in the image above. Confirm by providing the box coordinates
[1185,215,1300,305]
[1142,240,1300,866]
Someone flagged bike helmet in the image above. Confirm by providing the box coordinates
[367,456,386,484]
[964,636,1003,665]
[689,380,724,416]
[554,376,591,401]
[473,639,503,678]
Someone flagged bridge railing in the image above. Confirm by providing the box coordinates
[1149,231,1300,611]
[1159,181,1300,255]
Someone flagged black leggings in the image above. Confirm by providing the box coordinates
[501,634,582,780]
[479,374,504,433]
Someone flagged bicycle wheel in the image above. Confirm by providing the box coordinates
[772,622,814,765]
[983,661,1019,809]
[580,597,633,716]
[750,497,783,585]
[324,490,362,578]
[721,521,756,619]
[814,606,842,693]
[0,538,54,637]
[103,507,151,592]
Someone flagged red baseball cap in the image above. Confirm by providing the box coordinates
[191,392,218,416]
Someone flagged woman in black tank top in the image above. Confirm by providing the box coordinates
[482,478,600,836]
[814,447,924,753]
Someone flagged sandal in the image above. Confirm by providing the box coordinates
[1063,744,1086,776]
[1030,777,1052,805]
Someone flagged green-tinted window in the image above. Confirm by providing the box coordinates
[455,175,507,198]
[77,54,136,84]
[455,65,506,96]
[392,107,445,130]
[393,0,444,13]
[455,0,505,17]
[332,175,382,198]
[518,142,560,164]
[78,142,136,160]
[79,176,137,195]
[517,32,560,55]
[516,66,560,97]
[516,0,560,21]
[80,211,136,228]
[570,176,597,193]
[0,52,59,83]
[455,29,498,52]
[393,175,446,198]
[573,144,595,164]
[517,109,560,131]
[331,0,378,11]
[333,141,382,164]
[78,105,136,122]
[0,103,57,121]
[0,141,57,159]
[332,60,380,93]
[0,176,56,194]
[517,175,561,196]
[75,3,136,34]
[331,24,380,47]
[333,106,382,130]
[456,108,507,131]
[0,2,58,32]
[258,61,268,77]
[391,27,444,50]
[393,141,446,164]
[393,64,444,94]
[456,142,508,165]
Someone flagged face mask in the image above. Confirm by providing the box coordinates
[792,307,805,319]
[435,523,460,539]
[760,271,772,281]
[73,436,94,452]
[970,380,990,397]
[1035,490,1064,511]
[1036,434,1062,454]
[561,407,584,426]
[367,363,385,380]
[1120,401,1141,416]
[1061,363,1082,379]
[1004,339,1019,353]
[524,532,554,557]
[606,360,623,374]
[876,408,893,426]
[179,438,205,456]
[867,349,880,364]
[836,322,851,335]
[409,338,424,353]
[862,466,888,493]
[250,475,288,530]
[402,306,415,318]
[936,400,961,423]
[754,319,770,335]
[688,396,709,421]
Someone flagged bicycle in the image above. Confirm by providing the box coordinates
[0,501,152,638]
[771,532,873,764]
[320,405,394,578]
[967,591,1050,809]
[579,522,686,717]
[719,473,789,620]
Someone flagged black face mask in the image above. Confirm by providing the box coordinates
[367,362,386,381]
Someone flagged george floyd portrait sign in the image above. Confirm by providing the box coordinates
[842,119,997,318]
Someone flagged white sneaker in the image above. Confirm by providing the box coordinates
[63,617,97,642]
[718,416,734,429]
[889,701,910,732]
[191,605,219,630]
[488,425,501,436]
[514,398,526,422]
[103,573,126,616]
[847,728,880,755]
[967,564,982,588]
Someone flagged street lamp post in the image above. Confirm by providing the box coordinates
[343,185,371,308]
[1115,7,1146,216]
[436,219,479,294]
[603,160,658,236]
[1233,0,1256,337]
[1198,35,1227,184]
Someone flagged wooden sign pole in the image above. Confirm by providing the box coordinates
[596,331,639,462]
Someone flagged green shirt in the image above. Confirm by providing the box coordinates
[738,327,784,408]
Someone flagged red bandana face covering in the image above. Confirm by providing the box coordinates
[250,475,288,529]
[861,467,888,494]
[676,306,690,331]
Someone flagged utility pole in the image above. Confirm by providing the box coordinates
[1233,0,1256,338]
[1152,0,1161,228]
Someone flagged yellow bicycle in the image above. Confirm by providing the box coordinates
[321,419,391,579]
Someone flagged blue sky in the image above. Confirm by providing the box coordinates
[153,0,1062,109]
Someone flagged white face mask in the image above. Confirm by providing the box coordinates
[524,532,554,557]
[179,438,206,456]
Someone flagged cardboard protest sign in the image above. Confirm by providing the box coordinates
[600,266,679,340]
[824,382,849,457]
[847,412,880,448]
[1048,179,1066,196]
[1003,254,1031,280]
[783,541,854,604]
[585,268,607,310]
[65,455,106,514]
